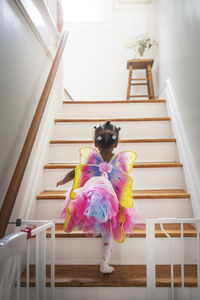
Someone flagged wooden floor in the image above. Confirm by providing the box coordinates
[20,265,197,287]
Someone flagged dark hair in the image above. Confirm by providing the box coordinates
[94,120,121,149]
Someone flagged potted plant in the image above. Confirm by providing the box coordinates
[125,35,158,58]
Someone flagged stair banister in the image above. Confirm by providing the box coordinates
[0,31,68,238]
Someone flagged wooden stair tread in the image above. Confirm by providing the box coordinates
[129,95,150,98]
[131,78,149,81]
[131,83,148,86]
[63,100,166,104]
[133,189,190,198]
[44,223,196,238]
[37,190,67,199]
[37,189,190,200]
[50,138,176,144]
[20,264,197,287]
[55,117,170,123]
[44,162,183,169]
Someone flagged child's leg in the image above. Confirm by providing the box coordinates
[100,233,115,273]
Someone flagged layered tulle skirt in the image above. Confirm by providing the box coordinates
[61,176,143,240]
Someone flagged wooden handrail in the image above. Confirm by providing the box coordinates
[0,31,68,238]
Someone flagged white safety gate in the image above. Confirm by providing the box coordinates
[1,218,200,300]
[0,220,55,300]
[146,218,200,300]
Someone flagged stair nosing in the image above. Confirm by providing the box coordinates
[55,117,170,123]
[50,138,176,144]
[63,100,166,104]
[44,162,183,169]
[36,189,190,200]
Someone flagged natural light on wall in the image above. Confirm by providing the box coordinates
[63,0,104,23]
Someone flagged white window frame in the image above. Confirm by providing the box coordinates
[114,0,151,10]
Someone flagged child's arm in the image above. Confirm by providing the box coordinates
[56,169,75,186]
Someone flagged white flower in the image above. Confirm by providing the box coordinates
[125,35,158,57]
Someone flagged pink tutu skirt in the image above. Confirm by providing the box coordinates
[61,176,144,238]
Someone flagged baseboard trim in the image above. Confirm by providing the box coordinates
[163,78,200,218]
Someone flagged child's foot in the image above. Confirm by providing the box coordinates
[100,264,115,274]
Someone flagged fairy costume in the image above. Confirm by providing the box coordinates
[62,147,140,243]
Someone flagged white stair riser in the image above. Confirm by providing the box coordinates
[53,121,173,140]
[20,287,199,300]
[44,167,186,190]
[29,237,198,265]
[60,103,168,119]
[49,142,178,163]
[34,198,193,220]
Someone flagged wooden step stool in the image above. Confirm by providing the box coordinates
[126,59,155,100]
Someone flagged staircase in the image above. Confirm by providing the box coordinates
[24,99,198,299]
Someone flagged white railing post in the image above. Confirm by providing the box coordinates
[36,230,46,300]
[43,229,47,300]
[26,239,30,300]
[16,254,21,300]
[51,224,55,300]
[180,222,184,300]
[146,220,155,300]
[197,223,200,300]
[160,222,174,300]
[35,231,39,300]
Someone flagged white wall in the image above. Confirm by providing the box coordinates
[0,0,53,208]
[156,0,200,181]
[63,0,159,100]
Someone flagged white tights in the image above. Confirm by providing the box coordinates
[100,233,115,273]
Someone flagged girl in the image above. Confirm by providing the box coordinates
[57,120,141,273]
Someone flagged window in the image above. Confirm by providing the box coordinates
[63,0,104,23]
[114,0,151,10]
